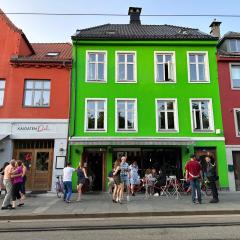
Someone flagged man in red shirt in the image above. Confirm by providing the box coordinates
[185,154,202,204]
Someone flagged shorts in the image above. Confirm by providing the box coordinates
[77,178,85,185]
[120,175,129,186]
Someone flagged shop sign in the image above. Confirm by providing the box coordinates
[12,124,56,133]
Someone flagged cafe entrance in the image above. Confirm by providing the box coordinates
[14,140,54,191]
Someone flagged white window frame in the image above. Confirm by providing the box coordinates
[85,51,107,83]
[190,98,215,133]
[115,51,137,83]
[229,63,240,90]
[155,98,179,132]
[234,108,240,137]
[154,51,176,83]
[84,98,107,132]
[228,39,240,53]
[187,51,210,83]
[0,79,6,106]
[115,98,138,132]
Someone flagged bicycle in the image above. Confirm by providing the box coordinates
[55,175,64,198]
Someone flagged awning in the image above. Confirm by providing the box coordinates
[69,137,195,146]
[0,134,9,142]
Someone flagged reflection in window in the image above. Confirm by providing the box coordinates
[24,80,51,107]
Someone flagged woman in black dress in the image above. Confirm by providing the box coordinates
[76,163,88,202]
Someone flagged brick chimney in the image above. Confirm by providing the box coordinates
[128,7,142,24]
[209,19,222,38]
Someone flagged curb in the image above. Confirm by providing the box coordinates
[1,210,240,221]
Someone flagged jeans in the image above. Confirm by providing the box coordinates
[2,179,13,207]
[63,181,72,201]
[209,180,218,200]
[190,178,201,203]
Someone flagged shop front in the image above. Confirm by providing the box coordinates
[0,119,68,192]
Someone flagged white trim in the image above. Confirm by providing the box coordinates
[0,79,6,106]
[115,98,138,132]
[84,98,107,132]
[154,51,176,84]
[226,145,240,149]
[69,136,225,141]
[85,50,107,83]
[115,51,137,83]
[189,98,215,133]
[187,51,210,83]
[233,108,240,137]
[229,63,240,90]
[155,98,179,132]
[0,119,68,123]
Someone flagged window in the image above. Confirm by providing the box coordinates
[45,52,60,57]
[188,52,209,82]
[234,109,240,136]
[155,52,176,82]
[24,80,50,107]
[0,80,5,106]
[86,52,107,82]
[191,100,214,132]
[116,99,137,131]
[85,99,107,131]
[156,99,178,131]
[231,65,240,89]
[229,39,240,52]
[116,52,136,82]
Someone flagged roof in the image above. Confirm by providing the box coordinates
[0,9,35,54]
[72,24,217,41]
[11,43,72,63]
[218,31,240,57]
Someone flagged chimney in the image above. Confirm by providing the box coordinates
[209,19,222,38]
[128,7,142,24]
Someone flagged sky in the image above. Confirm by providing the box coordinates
[1,0,240,43]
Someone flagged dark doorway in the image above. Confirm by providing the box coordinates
[233,151,240,191]
[84,150,103,191]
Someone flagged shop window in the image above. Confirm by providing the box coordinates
[23,80,51,107]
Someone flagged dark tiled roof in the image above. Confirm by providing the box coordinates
[11,43,72,63]
[72,24,217,41]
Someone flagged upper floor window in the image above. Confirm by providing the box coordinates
[230,65,240,89]
[116,52,136,83]
[234,109,240,137]
[229,39,240,53]
[86,51,107,82]
[116,99,137,131]
[0,80,5,106]
[24,80,50,107]
[85,99,107,131]
[191,99,214,132]
[188,52,209,83]
[155,52,176,83]
[156,99,178,132]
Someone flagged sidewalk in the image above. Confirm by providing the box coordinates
[0,192,240,220]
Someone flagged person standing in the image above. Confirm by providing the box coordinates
[112,159,121,203]
[205,156,219,203]
[119,156,130,202]
[0,162,9,198]
[20,162,27,200]
[1,160,15,210]
[11,160,24,209]
[63,162,75,203]
[185,154,202,204]
[76,163,88,202]
[129,161,140,196]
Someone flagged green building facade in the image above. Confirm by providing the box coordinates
[69,8,229,191]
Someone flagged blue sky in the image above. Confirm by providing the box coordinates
[1,0,240,43]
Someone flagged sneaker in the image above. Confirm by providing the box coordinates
[154,193,159,197]
[127,195,130,202]
[132,193,135,196]
[1,206,8,210]
[66,200,71,203]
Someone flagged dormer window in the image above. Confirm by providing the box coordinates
[45,52,60,57]
[229,39,240,52]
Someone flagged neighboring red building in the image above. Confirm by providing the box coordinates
[218,31,240,191]
[0,9,72,191]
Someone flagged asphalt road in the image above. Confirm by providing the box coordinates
[1,215,240,240]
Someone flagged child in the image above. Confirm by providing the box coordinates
[144,169,156,198]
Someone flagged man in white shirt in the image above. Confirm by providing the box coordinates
[63,162,75,203]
